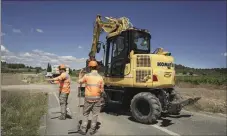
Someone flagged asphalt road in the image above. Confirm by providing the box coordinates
[1,83,226,136]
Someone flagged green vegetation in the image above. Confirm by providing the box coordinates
[176,76,227,86]
[1,61,44,74]
[1,91,48,136]
[175,64,227,86]
[46,63,52,72]
[69,68,73,75]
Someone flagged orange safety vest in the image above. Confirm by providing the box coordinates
[79,70,104,102]
[53,72,71,94]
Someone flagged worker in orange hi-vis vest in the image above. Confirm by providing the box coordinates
[47,64,71,120]
[77,60,104,135]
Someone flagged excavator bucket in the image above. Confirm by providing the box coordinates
[168,97,201,114]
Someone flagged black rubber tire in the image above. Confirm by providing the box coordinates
[169,90,183,115]
[130,92,161,124]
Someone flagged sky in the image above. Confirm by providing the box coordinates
[1,1,226,69]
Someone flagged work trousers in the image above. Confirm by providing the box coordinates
[80,99,102,132]
[59,92,69,115]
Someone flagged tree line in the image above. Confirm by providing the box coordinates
[1,61,43,70]
[175,64,227,76]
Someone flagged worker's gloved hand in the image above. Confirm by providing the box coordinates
[101,91,107,99]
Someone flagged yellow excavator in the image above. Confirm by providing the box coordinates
[80,14,201,124]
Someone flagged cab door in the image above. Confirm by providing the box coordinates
[105,32,129,78]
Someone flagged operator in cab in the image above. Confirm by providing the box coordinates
[77,60,104,135]
[47,64,71,120]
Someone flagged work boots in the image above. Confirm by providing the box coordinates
[58,113,66,120]
[88,129,97,135]
[77,129,86,135]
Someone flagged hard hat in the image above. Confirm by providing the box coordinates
[88,61,98,67]
[59,64,66,69]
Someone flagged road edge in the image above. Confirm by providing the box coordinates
[182,109,227,119]
[39,114,47,136]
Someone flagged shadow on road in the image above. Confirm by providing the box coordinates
[50,113,73,119]
[101,103,192,127]
[68,120,101,134]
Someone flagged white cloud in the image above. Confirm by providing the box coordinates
[12,29,21,33]
[1,45,9,53]
[78,46,82,49]
[1,32,6,36]
[36,28,43,33]
[23,52,32,57]
[0,45,86,69]
[223,52,227,57]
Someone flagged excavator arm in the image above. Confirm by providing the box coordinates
[88,14,133,59]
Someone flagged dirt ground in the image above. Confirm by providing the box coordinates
[1,73,46,85]
[1,73,28,85]
[176,87,227,114]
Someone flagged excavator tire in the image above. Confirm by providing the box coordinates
[130,92,161,124]
[168,90,183,115]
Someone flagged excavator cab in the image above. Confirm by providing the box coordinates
[103,29,151,77]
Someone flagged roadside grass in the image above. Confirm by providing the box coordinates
[1,73,48,85]
[1,90,48,136]
[176,75,227,90]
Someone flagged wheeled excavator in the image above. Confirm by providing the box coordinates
[79,14,201,124]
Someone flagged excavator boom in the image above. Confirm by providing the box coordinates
[89,14,133,59]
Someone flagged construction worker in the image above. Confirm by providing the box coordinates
[47,64,71,120]
[86,52,96,73]
[77,60,104,135]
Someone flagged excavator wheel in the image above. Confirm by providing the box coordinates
[130,92,161,124]
[168,90,183,115]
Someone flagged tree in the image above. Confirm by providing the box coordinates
[49,64,52,72]
[47,63,52,72]
[47,63,49,72]
[69,68,72,75]
[73,69,75,71]
[36,68,40,74]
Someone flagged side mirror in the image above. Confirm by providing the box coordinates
[97,43,101,53]
[97,41,105,53]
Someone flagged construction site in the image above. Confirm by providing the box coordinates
[1,1,226,136]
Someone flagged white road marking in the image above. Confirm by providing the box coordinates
[152,124,181,136]
[54,92,60,104]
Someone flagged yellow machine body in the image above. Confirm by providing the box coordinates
[104,50,175,89]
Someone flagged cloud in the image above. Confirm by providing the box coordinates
[1,32,6,36]
[221,52,227,57]
[1,45,86,69]
[12,28,22,33]
[1,45,9,53]
[36,28,44,33]
[78,46,82,49]
[5,24,13,27]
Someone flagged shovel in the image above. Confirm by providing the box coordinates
[68,72,85,134]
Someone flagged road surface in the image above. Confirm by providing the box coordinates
[1,83,226,136]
